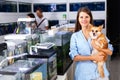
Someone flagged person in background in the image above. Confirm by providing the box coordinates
[27,13,35,18]
[14,13,37,34]
[27,13,37,30]
[36,8,49,30]
[21,13,37,34]
[69,7,113,80]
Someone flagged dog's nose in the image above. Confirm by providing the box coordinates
[93,33,96,36]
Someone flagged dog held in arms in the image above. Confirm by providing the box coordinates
[89,24,108,78]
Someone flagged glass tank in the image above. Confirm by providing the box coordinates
[0,43,8,68]
[33,3,66,12]
[19,2,31,12]
[0,22,17,36]
[15,18,36,34]
[34,30,73,75]
[27,47,57,80]
[0,59,47,80]
[4,40,27,65]
[54,31,73,75]
[70,2,105,11]
[4,34,32,53]
[0,1,17,12]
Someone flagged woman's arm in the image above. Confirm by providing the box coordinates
[97,48,112,55]
[73,52,104,62]
[91,40,113,55]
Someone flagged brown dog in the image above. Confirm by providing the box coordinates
[89,24,108,78]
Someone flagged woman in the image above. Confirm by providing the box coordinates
[14,13,37,34]
[69,7,113,80]
[27,13,37,30]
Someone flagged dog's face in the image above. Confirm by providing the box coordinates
[89,25,103,39]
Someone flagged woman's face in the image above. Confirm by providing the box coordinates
[79,12,91,28]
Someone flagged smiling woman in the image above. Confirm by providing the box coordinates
[75,7,94,32]
[69,7,113,80]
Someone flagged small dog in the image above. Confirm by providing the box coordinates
[89,24,108,78]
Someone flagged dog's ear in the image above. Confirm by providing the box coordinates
[99,25,103,30]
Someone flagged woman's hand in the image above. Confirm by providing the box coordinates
[91,40,113,55]
[91,52,104,62]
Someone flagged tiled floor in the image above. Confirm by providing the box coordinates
[109,55,120,80]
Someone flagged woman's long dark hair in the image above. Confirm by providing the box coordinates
[75,7,94,32]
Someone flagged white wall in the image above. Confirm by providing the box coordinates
[0,0,107,34]
[0,0,106,22]
[32,0,106,34]
[32,0,68,21]
[0,13,29,23]
[32,0,106,21]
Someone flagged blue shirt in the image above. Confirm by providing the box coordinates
[69,30,113,80]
